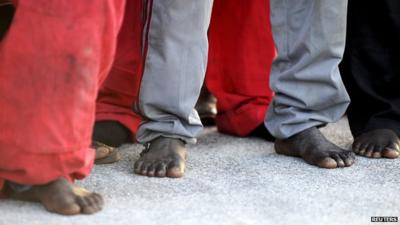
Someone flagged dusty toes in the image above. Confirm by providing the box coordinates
[364,145,375,158]
[316,157,337,169]
[342,151,356,166]
[331,154,346,167]
[46,197,81,215]
[382,147,400,159]
[134,160,167,177]
[352,142,361,154]
[355,143,368,156]
[352,129,400,159]
[166,158,185,178]
[372,150,382,158]
[381,141,400,158]
[354,141,399,159]
[133,160,144,174]
[335,151,355,167]
[134,159,153,176]
[316,151,355,169]
[155,163,167,177]
[146,163,157,177]
[6,178,104,216]
[134,159,185,178]
[76,193,104,214]
[143,161,168,177]
[139,162,152,176]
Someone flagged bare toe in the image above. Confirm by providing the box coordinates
[331,154,345,168]
[147,163,157,177]
[134,161,143,174]
[382,148,400,159]
[341,152,355,166]
[358,147,367,156]
[155,163,167,177]
[92,193,104,207]
[78,195,101,214]
[317,157,337,169]
[365,146,374,158]
[166,160,185,178]
[352,142,361,153]
[372,148,382,158]
[140,163,151,176]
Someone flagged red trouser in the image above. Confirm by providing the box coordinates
[95,0,275,138]
[206,0,275,137]
[95,1,144,140]
[0,0,126,193]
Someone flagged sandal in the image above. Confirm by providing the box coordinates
[92,141,121,164]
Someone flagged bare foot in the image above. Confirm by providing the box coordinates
[134,137,187,178]
[353,129,400,159]
[4,178,103,215]
[275,127,356,169]
[93,141,121,165]
[92,121,130,164]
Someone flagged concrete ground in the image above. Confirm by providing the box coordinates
[1,117,399,225]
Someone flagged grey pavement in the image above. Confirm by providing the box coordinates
[1,117,399,225]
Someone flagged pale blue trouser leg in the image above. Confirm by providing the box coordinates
[136,0,213,144]
[265,0,351,139]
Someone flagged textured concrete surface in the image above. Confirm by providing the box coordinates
[1,117,399,225]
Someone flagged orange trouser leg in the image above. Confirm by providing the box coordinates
[0,0,126,193]
[206,0,275,136]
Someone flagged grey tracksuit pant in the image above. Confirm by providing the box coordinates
[265,0,351,139]
[136,0,213,144]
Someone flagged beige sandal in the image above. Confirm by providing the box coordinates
[92,141,121,164]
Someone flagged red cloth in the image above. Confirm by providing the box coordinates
[0,0,126,194]
[95,0,145,140]
[206,0,275,136]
